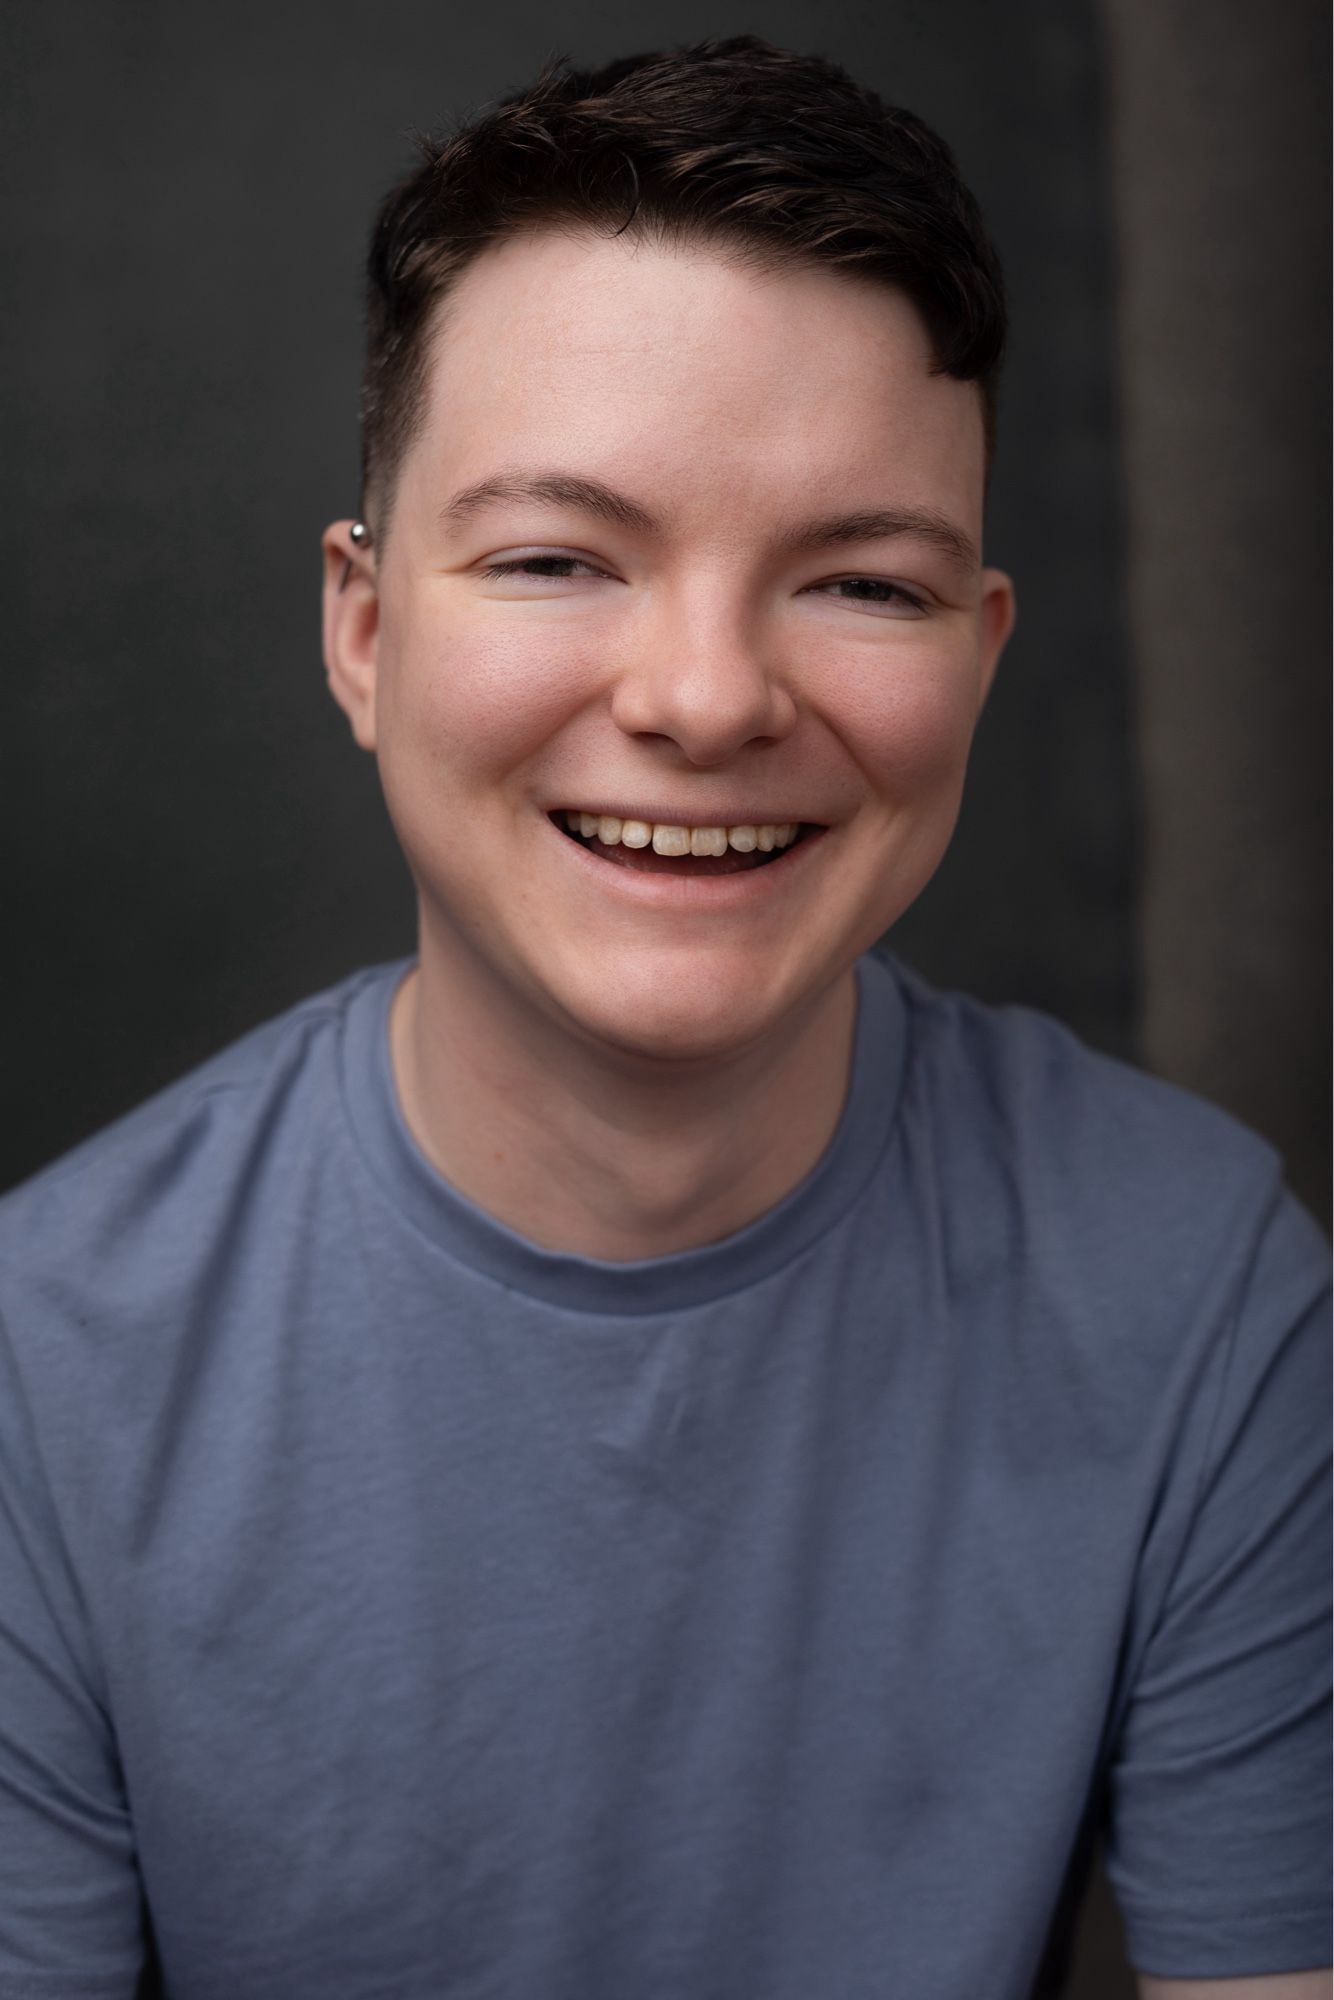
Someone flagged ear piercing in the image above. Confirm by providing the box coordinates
[338,519,372,592]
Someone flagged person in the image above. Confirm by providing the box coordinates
[0,34,1328,2000]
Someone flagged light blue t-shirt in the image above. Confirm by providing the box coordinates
[0,949,1328,1998]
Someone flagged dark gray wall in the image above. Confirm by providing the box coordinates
[6,0,1134,1199]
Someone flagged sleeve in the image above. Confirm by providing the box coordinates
[1101,1179,1333,1979]
[0,1305,149,1996]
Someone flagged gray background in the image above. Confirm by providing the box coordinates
[5,0,1328,1991]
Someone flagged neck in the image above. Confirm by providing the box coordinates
[388,938,859,1263]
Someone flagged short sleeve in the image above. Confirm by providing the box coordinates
[1102,1181,1333,1978]
[0,1305,147,1995]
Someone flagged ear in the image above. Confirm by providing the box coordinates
[321,519,379,752]
[975,567,1016,713]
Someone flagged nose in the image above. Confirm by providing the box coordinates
[608,596,798,765]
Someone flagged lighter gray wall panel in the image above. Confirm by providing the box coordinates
[1101,0,1330,1216]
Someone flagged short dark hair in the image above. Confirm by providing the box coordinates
[360,34,1007,538]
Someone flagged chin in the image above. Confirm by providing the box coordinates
[601,1015,759,1069]
[550,963,785,1070]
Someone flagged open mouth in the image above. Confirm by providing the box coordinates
[549,811,825,877]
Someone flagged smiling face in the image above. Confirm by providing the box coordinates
[323,227,1015,1068]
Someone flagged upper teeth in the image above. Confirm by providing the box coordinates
[565,812,801,856]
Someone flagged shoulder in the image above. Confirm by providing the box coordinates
[887,947,1282,1189]
[0,961,405,1280]
[876,949,1326,1300]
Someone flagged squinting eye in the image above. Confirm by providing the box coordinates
[479,556,603,581]
[815,578,928,615]
[477,557,928,612]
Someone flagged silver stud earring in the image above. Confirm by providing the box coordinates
[338,519,372,593]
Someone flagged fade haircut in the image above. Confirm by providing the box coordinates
[360,34,1007,539]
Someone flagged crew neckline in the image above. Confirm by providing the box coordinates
[339,950,909,1316]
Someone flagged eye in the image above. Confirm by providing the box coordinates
[478,554,607,582]
[476,556,929,613]
[809,577,929,617]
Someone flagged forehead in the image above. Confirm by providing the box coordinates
[405,228,987,531]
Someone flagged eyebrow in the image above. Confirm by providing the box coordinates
[439,470,979,573]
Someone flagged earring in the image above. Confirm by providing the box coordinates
[339,519,372,592]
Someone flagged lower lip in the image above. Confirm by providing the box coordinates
[546,817,831,907]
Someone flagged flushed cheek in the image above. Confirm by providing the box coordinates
[387,622,601,788]
[835,663,982,800]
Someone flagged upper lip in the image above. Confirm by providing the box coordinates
[550,804,827,827]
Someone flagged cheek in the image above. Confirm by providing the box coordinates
[831,648,982,796]
[380,607,596,781]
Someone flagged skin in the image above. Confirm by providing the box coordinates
[322,227,1016,1259]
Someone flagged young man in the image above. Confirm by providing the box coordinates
[0,36,1328,2000]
